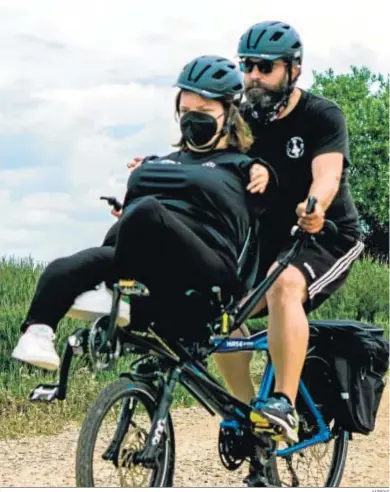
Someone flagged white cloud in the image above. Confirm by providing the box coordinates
[21,192,74,211]
[0,0,387,262]
[0,167,49,187]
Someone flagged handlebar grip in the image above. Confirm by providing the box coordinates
[306,196,317,215]
[100,196,123,212]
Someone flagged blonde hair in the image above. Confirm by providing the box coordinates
[174,91,254,153]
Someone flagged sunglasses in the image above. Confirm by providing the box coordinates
[240,58,285,75]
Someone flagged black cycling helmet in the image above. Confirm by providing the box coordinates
[174,55,244,100]
[237,21,303,62]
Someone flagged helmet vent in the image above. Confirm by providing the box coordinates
[282,25,291,29]
[292,41,302,49]
[270,31,284,42]
[191,63,211,82]
[213,69,228,80]
[248,28,266,48]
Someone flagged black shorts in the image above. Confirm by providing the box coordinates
[256,233,364,315]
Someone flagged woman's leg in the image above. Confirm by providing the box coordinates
[115,197,239,294]
[21,246,116,333]
[114,197,241,338]
[12,247,117,371]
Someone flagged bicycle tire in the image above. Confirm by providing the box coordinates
[76,377,175,487]
[270,427,349,487]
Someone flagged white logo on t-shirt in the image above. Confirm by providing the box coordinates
[159,159,180,165]
[286,136,305,159]
[201,161,216,168]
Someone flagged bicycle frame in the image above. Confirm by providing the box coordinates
[211,331,332,456]
[31,197,336,466]
[111,322,332,464]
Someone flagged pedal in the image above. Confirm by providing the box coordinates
[29,384,59,403]
[68,333,85,356]
[118,279,150,297]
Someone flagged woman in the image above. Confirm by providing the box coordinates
[12,55,276,371]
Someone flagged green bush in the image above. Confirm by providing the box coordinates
[0,255,388,438]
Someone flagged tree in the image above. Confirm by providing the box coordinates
[310,66,389,260]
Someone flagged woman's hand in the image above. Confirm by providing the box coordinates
[111,208,122,219]
[247,163,270,194]
[127,157,144,174]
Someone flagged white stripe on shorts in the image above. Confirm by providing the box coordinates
[308,240,364,300]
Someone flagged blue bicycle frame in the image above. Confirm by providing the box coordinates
[212,330,331,457]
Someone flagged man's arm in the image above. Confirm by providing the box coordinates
[296,153,342,233]
[309,152,343,211]
[297,106,348,233]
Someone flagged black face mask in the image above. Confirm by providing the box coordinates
[180,111,220,148]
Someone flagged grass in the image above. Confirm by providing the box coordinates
[0,255,388,439]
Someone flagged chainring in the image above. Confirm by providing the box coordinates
[88,315,121,371]
[218,426,249,471]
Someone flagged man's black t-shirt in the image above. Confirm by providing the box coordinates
[242,90,360,244]
[123,148,272,267]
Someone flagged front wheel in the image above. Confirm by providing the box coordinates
[76,378,175,487]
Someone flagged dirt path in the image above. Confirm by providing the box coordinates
[0,388,388,488]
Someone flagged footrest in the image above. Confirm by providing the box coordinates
[29,384,59,403]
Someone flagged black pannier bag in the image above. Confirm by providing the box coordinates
[300,320,389,435]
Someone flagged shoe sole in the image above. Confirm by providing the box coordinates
[66,307,130,327]
[11,350,59,371]
[259,409,299,444]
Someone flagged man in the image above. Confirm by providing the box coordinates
[213,20,363,444]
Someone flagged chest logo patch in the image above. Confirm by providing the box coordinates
[158,159,180,165]
[286,136,305,159]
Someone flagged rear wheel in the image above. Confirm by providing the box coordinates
[270,426,349,487]
[76,378,175,487]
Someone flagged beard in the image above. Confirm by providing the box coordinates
[245,78,288,110]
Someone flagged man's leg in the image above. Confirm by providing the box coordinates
[213,264,308,406]
[251,237,363,443]
[266,264,308,404]
[212,297,267,404]
[247,264,307,443]
[213,325,255,404]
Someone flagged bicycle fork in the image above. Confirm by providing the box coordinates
[136,366,180,467]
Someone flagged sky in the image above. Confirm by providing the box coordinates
[0,0,388,262]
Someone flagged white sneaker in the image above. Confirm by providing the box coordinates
[66,284,130,328]
[11,324,60,371]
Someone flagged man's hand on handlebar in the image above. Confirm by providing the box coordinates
[296,198,325,234]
